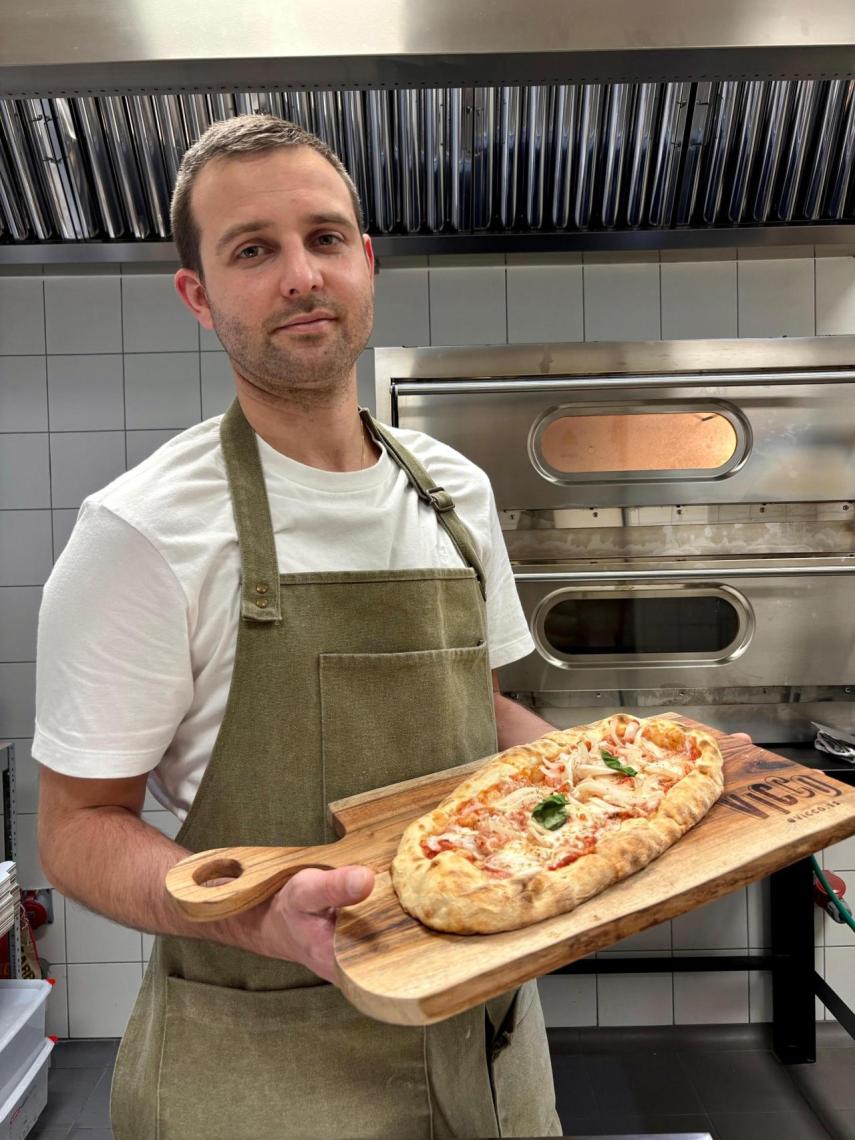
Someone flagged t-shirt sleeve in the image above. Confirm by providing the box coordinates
[33,502,194,778]
[481,486,536,671]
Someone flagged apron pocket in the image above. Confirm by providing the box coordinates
[157,976,432,1140]
[487,980,562,1138]
[319,642,497,809]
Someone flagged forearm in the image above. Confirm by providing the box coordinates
[493,691,555,750]
[38,806,262,953]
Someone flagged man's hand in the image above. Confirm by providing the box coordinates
[245,865,375,983]
[38,768,375,979]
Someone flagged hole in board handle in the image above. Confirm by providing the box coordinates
[192,858,243,888]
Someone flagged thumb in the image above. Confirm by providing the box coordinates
[340,864,375,903]
[287,865,375,915]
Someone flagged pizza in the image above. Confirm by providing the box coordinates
[390,714,723,934]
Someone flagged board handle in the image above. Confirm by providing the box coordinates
[165,845,337,921]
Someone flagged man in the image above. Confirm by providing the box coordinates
[34,115,562,1139]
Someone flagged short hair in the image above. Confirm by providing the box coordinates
[170,114,365,275]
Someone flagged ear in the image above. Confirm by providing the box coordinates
[174,268,214,330]
[362,234,376,287]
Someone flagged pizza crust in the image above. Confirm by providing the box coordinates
[390,715,723,934]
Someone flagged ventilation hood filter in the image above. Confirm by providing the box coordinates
[0,0,853,252]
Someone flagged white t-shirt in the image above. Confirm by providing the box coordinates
[34,415,534,820]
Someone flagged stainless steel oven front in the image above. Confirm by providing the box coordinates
[375,338,855,741]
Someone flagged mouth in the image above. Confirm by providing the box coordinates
[274,312,336,334]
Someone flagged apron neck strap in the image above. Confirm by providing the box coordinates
[360,408,487,600]
[220,400,283,623]
[220,399,489,622]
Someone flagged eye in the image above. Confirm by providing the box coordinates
[315,232,344,248]
[236,244,266,261]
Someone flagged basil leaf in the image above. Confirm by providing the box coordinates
[601,749,638,778]
[532,793,569,831]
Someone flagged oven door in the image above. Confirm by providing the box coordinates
[502,558,855,693]
[393,376,855,509]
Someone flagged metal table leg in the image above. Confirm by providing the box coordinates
[769,857,816,1064]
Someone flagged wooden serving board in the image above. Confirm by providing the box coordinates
[330,717,855,1026]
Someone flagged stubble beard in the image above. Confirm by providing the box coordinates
[209,293,374,410]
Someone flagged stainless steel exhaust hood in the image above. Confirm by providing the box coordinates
[0,0,853,258]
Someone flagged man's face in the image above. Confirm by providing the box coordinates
[184,146,374,405]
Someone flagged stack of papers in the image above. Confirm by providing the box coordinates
[812,710,855,764]
[0,862,19,939]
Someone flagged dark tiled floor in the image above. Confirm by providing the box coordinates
[28,1038,116,1140]
[552,1024,855,1140]
[26,1024,855,1138]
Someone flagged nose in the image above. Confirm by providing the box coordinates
[278,243,323,297]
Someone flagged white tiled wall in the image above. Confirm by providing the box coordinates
[2,246,855,1036]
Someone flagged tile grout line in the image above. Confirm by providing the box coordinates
[670,903,676,1027]
[197,294,205,423]
[504,255,509,345]
[0,350,202,356]
[197,340,203,424]
[0,428,187,436]
[744,886,751,1021]
[120,273,128,472]
[42,276,54,562]
[813,246,818,337]
[42,272,70,1029]
[426,260,433,346]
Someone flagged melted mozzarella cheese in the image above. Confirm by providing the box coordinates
[483,844,543,877]
[574,762,623,780]
[575,776,627,802]
[426,827,479,854]
[582,795,628,818]
[642,759,686,780]
[431,715,698,870]
[526,820,567,848]
[493,786,544,812]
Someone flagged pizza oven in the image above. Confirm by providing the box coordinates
[374,337,855,744]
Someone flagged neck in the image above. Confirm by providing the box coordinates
[234,373,377,472]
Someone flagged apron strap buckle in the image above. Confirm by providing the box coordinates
[424,486,455,513]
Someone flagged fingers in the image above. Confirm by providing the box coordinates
[247,866,374,978]
[286,865,375,916]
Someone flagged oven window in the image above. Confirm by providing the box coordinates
[538,410,738,474]
[543,595,741,656]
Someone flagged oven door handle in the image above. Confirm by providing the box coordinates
[393,372,855,396]
[515,565,855,583]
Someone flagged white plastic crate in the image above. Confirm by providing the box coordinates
[0,982,52,1109]
[0,1039,53,1140]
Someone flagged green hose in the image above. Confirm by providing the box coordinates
[812,856,855,934]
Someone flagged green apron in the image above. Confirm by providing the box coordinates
[110,400,561,1140]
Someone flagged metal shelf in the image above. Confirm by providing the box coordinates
[1,742,21,979]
